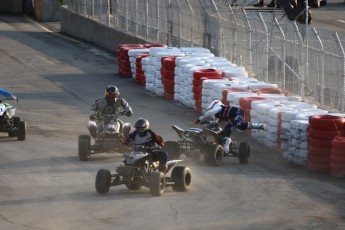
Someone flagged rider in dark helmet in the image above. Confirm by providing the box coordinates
[125,118,169,172]
[87,85,133,138]
[195,100,266,154]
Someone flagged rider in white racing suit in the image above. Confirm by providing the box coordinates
[124,118,169,173]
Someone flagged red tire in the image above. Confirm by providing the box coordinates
[330,154,345,162]
[194,92,202,100]
[162,56,177,70]
[161,68,175,80]
[308,146,332,157]
[308,162,330,173]
[222,88,249,99]
[193,69,222,80]
[309,115,345,131]
[308,128,345,140]
[193,86,202,95]
[143,43,167,48]
[239,96,268,109]
[252,87,285,95]
[308,154,330,164]
[332,135,345,148]
[309,137,333,148]
[163,92,174,100]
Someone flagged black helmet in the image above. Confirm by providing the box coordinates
[135,118,149,133]
[105,85,120,100]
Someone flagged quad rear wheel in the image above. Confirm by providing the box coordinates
[78,134,91,161]
[95,169,111,194]
[204,144,224,166]
[239,142,250,164]
[17,121,26,141]
[171,166,191,192]
[149,171,165,196]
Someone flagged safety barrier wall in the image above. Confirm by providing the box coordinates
[64,0,345,113]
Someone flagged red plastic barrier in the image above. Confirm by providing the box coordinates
[331,136,345,177]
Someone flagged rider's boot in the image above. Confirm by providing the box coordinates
[248,122,266,130]
[158,164,167,173]
[223,137,232,154]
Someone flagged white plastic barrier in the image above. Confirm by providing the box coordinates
[128,48,150,79]
[287,120,310,166]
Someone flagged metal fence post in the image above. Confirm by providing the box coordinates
[312,28,324,105]
[335,32,345,112]
[241,9,251,77]
[258,12,268,82]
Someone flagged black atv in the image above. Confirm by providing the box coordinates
[166,121,250,166]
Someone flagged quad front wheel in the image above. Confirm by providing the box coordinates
[239,142,250,164]
[171,166,191,192]
[149,171,166,196]
[95,169,111,194]
[78,134,91,161]
[204,144,224,166]
[17,121,26,141]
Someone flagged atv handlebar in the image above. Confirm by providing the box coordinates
[0,97,19,103]
[133,145,162,152]
[98,111,126,120]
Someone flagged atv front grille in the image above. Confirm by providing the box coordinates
[177,140,194,153]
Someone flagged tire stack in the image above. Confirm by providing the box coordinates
[161,56,178,100]
[143,43,167,49]
[251,87,286,95]
[308,115,345,173]
[331,136,345,177]
[222,88,250,106]
[117,44,144,77]
[192,69,222,113]
[239,96,268,137]
[135,54,149,86]
[239,96,268,122]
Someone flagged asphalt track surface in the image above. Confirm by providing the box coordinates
[1,14,345,230]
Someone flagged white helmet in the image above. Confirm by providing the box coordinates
[206,100,224,111]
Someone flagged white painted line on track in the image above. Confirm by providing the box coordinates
[336,20,345,24]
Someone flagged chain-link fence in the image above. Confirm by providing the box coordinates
[66,0,345,113]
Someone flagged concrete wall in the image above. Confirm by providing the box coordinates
[0,0,23,14]
[60,6,149,53]
[35,0,60,22]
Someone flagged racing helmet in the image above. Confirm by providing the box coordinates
[206,100,224,112]
[105,85,120,100]
[134,118,149,134]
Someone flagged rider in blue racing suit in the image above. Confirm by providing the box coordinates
[0,88,18,101]
[195,100,265,154]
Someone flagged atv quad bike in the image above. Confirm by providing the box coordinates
[95,145,192,196]
[167,121,250,166]
[0,98,26,141]
[78,111,131,161]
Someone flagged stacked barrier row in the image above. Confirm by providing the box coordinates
[117,44,345,177]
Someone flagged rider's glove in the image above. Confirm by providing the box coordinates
[125,109,133,117]
[194,119,201,125]
[89,114,96,121]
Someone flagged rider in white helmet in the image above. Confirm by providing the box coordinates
[195,100,265,154]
